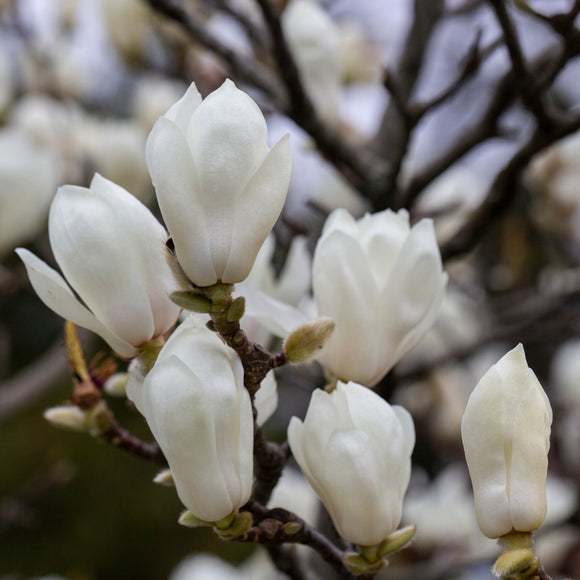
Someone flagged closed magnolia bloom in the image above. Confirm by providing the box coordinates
[461,344,553,539]
[146,79,291,286]
[17,174,181,358]
[128,316,254,523]
[288,381,415,546]
[313,209,447,387]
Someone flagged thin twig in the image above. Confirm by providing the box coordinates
[144,0,284,104]
[253,0,384,193]
[244,502,356,579]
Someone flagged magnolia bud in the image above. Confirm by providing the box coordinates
[284,317,335,363]
[127,316,254,523]
[44,405,87,432]
[461,344,553,539]
[17,174,181,358]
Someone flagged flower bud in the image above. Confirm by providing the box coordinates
[313,208,447,387]
[128,315,254,523]
[461,344,553,539]
[44,405,88,432]
[284,317,335,363]
[146,79,291,286]
[288,381,415,546]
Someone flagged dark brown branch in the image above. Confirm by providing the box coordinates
[144,0,284,104]
[487,0,551,128]
[408,31,494,122]
[208,296,290,505]
[370,0,445,208]
[100,418,168,466]
[441,111,580,260]
[244,502,356,579]
[253,0,384,195]
[198,0,268,51]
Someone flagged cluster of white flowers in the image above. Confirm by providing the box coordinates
[19,77,555,576]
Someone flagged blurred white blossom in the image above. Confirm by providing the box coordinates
[282,0,342,127]
[0,129,61,257]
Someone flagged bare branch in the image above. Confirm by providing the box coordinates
[144,0,284,104]
[441,111,580,260]
[253,0,384,194]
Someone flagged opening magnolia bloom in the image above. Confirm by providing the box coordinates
[288,381,415,546]
[312,208,448,386]
[146,79,291,287]
[461,344,553,539]
[241,208,447,387]
[16,174,181,358]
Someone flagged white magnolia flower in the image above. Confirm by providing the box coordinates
[0,129,62,257]
[461,344,553,539]
[282,0,342,127]
[17,174,181,358]
[313,208,447,386]
[146,79,291,286]
[288,381,415,546]
[128,316,254,523]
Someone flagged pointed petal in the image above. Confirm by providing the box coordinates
[146,116,216,285]
[49,183,156,346]
[16,248,135,357]
[163,83,202,132]
[221,135,291,283]
[313,230,382,385]
[186,80,271,278]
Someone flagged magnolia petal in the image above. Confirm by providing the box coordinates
[164,83,202,132]
[255,370,278,426]
[221,135,291,283]
[274,235,311,306]
[142,355,236,521]
[461,363,514,538]
[186,80,270,278]
[313,229,382,385]
[16,248,135,357]
[241,286,309,337]
[49,183,156,346]
[88,174,181,338]
[146,116,216,286]
[322,429,392,545]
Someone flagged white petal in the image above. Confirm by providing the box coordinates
[146,116,216,286]
[221,135,291,283]
[163,83,203,132]
[49,183,156,346]
[16,248,135,357]
[241,286,309,337]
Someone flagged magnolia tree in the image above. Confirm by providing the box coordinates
[3,0,580,579]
